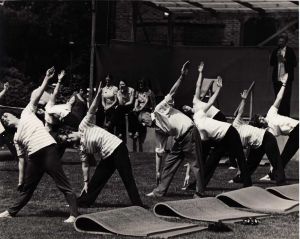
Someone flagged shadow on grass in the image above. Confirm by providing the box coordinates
[25,210,69,217]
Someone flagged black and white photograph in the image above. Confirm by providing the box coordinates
[0,0,298,238]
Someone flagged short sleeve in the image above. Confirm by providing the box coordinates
[232,115,244,128]
[14,139,25,157]
[79,112,96,132]
[266,106,277,120]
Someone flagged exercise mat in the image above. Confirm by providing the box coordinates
[217,186,299,213]
[267,184,299,201]
[74,206,207,238]
[153,197,267,223]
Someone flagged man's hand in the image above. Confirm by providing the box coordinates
[156,172,161,186]
[183,175,190,188]
[198,61,204,72]
[46,66,55,79]
[17,183,24,192]
[3,82,9,91]
[280,73,288,85]
[241,90,248,99]
[58,70,66,81]
[81,182,88,195]
[181,60,190,76]
[216,76,223,88]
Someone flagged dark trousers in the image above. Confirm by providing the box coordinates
[8,144,78,217]
[0,132,17,159]
[281,124,299,168]
[78,142,142,206]
[247,131,285,184]
[273,81,292,117]
[204,126,251,187]
[153,126,205,196]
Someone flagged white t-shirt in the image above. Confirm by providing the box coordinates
[193,110,230,141]
[233,116,265,148]
[0,122,5,134]
[193,97,220,118]
[102,86,118,108]
[265,106,298,136]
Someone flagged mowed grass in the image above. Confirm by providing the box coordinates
[0,151,298,239]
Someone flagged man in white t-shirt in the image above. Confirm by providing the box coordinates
[138,61,205,198]
[252,74,298,180]
[64,83,143,207]
[231,90,285,185]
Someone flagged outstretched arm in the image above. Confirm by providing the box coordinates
[88,82,102,114]
[273,73,288,109]
[202,76,222,113]
[194,62,204,100]
[30,67,55,107]
[168,61,190,98]
[236,90,248,118]
[0,82,9,99]
[49,70,65,104]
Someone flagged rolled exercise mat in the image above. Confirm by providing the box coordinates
[74,206,207,238]
[153,197,267,223]
[217,186,299,213]
[267,184,299,201]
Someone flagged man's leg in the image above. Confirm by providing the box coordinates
[78,156,115,205]
[278,81,292,116]
[8,158,44,216]
[262,131,285,184]
[153,142,183,197]
[44,145,78,217]
[281,124,299,168]
[113,143,143,206]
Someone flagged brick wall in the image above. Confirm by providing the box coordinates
[114,2,298,47]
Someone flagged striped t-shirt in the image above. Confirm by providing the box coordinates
[78,112,122,160]
[233,115,265,149]
[14,103,56,157]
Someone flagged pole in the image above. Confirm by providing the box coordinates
[89,0,96,105]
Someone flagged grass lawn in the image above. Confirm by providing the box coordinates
[0,151,298,239]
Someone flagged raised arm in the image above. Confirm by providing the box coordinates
[0,82,9,99]
[202,76,222,113]
[273,73,288,109]
[30,67,55,107]
[194,62,204,100]
[168,61,190,98]
[236,90,248,118]
[88,82,102,114]
[49,70,65,104]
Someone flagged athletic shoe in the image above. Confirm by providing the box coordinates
[64,216,76,223]
[259,174,271,181]
[145,191,158,198]
[0,210,12,219]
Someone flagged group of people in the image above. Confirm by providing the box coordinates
[0,33,297,225]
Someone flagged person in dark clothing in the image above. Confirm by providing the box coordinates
[270,32,297,116]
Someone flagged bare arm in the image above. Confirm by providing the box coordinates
[236,90,248,118]
[105,90,118,110]
[80,151,89,193]
[88,82,102,114]
[168,61,190,98]
[49,70,65,104]
[194,62,204,101]
[273,73,288,109]
[0,82,9,99]
[202,76,222,113]
[18,156,26,187]
[30,67,55,107]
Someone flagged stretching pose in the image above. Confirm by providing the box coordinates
[252,73,298,181]
[0,67,78,223]
[190,63,251,187]
[64,82,143,207]
[138,61,205,198]
[0,82,17,159]
[231,90,285,185]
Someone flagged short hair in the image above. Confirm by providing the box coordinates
[250,114,264,128]
[279,32,288,42]
[137,111,149,122]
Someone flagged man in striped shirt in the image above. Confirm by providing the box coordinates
[65,83,143,207]
[0,67,78,223]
